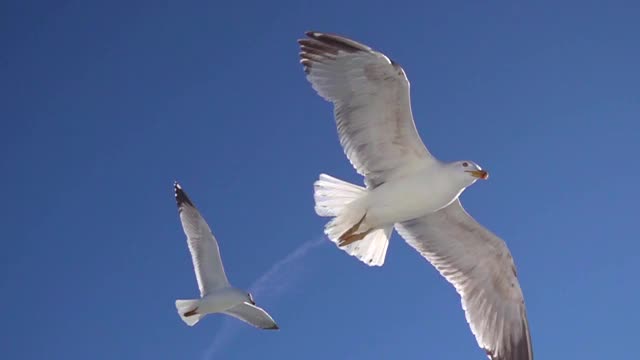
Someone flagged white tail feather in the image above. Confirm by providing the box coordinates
[314,173,366,217]
[176,299,204,326]
[340,226,393,266]
[313,173,392,266]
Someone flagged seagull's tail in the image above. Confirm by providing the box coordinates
[314,173,392,266]
[176,299,205,326]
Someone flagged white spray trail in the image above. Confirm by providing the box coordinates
[202,237,325,359]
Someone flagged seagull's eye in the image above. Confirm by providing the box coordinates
[462,162,469,167]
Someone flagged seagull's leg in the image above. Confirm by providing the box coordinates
[338,214,369,247]
[183,308,199,317]
[338,229,372,247]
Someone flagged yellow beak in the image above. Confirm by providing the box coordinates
[467,170,489,180]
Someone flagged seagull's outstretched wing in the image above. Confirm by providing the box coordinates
[395,200,533,360]
[174,182,229,296]
[299,31,434,188]
[224,302,279,330]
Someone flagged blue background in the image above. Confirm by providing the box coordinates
[2,1,639,359]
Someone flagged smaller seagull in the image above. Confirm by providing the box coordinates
[173,182,279,330]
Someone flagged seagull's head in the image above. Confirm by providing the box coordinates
[452,160,489,185]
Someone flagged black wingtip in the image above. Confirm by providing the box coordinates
[301,31,370,52]
[267,323,280,330]
[484,313,533,360]
[305,30,319,38]
[299,31,364,75]
[173,181,195,208]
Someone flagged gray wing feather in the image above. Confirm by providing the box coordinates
[395,200,533,360]
[299,31,434,188]
[224,302,279,330]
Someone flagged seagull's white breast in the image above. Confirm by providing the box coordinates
[364,167,465,227]
[198,288,247,314]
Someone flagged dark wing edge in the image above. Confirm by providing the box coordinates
[298,31,376,74]
[174,181,195,210]
[486,308,534,360]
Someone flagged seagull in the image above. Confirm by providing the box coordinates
[173,182,279,330]
[299,32,533,360]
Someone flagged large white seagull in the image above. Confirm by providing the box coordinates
[299,31,533,360]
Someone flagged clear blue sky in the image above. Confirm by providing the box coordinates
[2,1,639,359]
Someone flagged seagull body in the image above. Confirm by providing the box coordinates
[178,288,251,317]
[173,182,278,330]
[300,32,532,360]
[347,161,482,234]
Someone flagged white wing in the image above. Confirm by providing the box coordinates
[174,182,229,296]
[395,200,533,360]
[224,302,279,330]
[299,32,434,188]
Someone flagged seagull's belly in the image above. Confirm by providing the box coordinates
[199,290,244,314]
[365,175,462,226]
